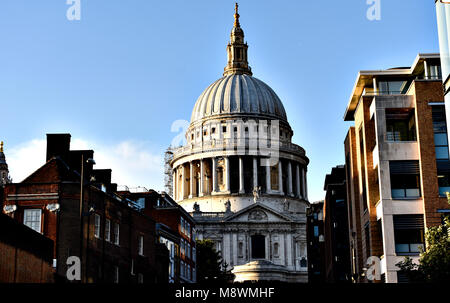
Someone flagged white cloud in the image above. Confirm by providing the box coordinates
[6,138,165,191]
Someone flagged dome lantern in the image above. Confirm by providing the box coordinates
[224,3,252,76]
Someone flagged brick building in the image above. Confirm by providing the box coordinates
[343,53,450,282]
[323,165,351,282]
[117,189,197,283]
[2,134,168,283]
[306,201,325,283]
[0,213,54,282]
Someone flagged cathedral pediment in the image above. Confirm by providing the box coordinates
[224,203,294,223]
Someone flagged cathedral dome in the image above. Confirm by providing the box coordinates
[190,74,288,123]
[189,3,288,125]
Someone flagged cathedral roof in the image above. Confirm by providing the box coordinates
[190,4,288,125]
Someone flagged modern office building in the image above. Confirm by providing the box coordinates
[171,5,310,282]
[343,53,450,283]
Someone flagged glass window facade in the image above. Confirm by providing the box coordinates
[389,161,421,199]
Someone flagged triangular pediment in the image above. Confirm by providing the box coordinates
[224,203,294,223]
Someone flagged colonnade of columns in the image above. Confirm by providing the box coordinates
[173,156,308,202]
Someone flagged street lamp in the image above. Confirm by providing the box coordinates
[79,154,95,283]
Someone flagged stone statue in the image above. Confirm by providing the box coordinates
[283,198,290,212]
[193,202,200,212]
[225,200,231,213]
[253,186,261,203]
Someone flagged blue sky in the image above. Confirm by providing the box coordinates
[0,0,440,202]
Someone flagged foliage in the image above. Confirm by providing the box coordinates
[196,239,235,283]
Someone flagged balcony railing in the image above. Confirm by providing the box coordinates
[172,138,305,158]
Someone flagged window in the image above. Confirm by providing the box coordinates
[378,80,408,94]
[181,239,185,256]
[313,226,319,237]
[211,127,216,134]
[187,264,191,280]
[114,266,119,283]
[238,242,243,257]
[181,218,184,234]
[437,161,450,196]
[136,198,145,209]
[390,161,421,199]
[222,126,227,133]
[187,243,191,259]
[251,235,266,259]
[193,268,196,282]
[428,64,442,80]
[114,223,120,246]
[432,106,449,160]
[385,109,416,142]
[364,223,371,258]
[23,209,42,233]
[187,223,191,238]
[94,214,101,238]
[180,261,185,278]
[137,273,144,284]
[394,215,424,255]
[131,259,135,275]
[105,219,111,242]
[397,271,410,283]
[192,246,196,262]
[138,235,144,256]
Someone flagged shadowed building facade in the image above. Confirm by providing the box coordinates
[171,5,310,282]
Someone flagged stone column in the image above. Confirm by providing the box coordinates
[253,157,258,188]
[301,167,307,199]
[189,162,194,198]
[304,170,308,200]
[199,159,204,197]
[181,164,185,199]
[278,161,283,195]
[265,160,271,194]
[225,157,231,193]
[239,157,245,194]
[212,158,218,193]
[172,171,176,199]
[287,161,293,196]
[295,163,301,198]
